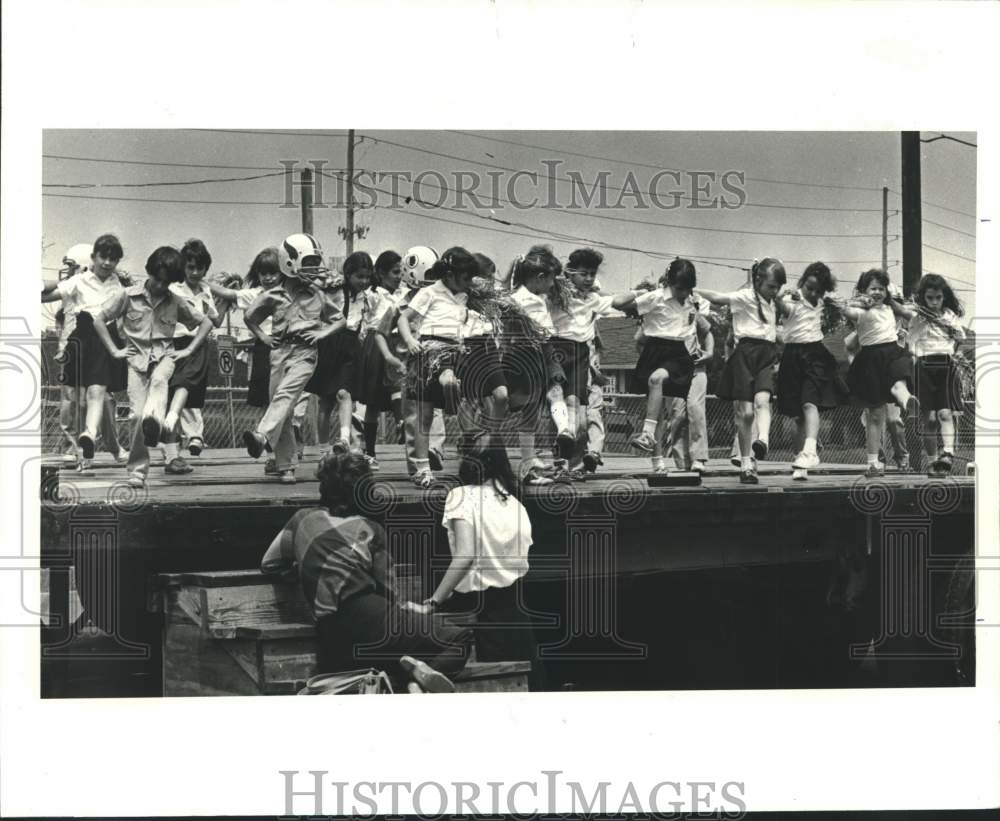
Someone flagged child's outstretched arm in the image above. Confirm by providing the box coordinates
[397,308,424,356]
[695,314,714,365]
[693,288,734,307]
[887,299,916,321]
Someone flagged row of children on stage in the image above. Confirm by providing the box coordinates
[44,232,967,489]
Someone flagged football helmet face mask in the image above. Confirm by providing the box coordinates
[60,243,93,280]
[401,246,439,288]
[278,233,328,281]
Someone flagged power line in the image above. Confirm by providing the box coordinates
[922,242,976,263]
[184,128,350,139]
[43,153,297,172]
[42,192,346,207]
[885,187,975,219]
[361,133,887,213]
[922,217,977,239]
[447,130,889,194]
[921,133,978,149]
[42,170,290,189]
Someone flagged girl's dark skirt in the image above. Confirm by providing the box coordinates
[168,334,210,408]
[406,336,506,407]
[548,337,591,403]
[716,337,779,402]
[503,341,562,415]
[357,332,393,412]
[629,337,695,398]
[914,353,964,412]
[456,335,506,401]
[305,328,361,398]
[847,341,914,407]
[776,340,848,417]
[247,338,271,407]
[315,592,471,683]
[58,312,127,392]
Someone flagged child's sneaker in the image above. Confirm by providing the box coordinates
[76,457,94,475]
[751,439,769,460]
[363,454,380,471]
[792,451,820,470]
[428,448,444,472]
[629,431,657,453]
[930,452,954,475]
[243,430,267,459]
[78,432,96,460]
[264,458,279,475]
[865,462,885,479]
[115,448,130,465]
[165,457,193,475]
[739,468,759,485]
[127,471,146,489]
[690,460,707,474]
[582,451,603,473]
[730,455,742,469]
[279,470,296,485]
[895,454,911,472]
[140,418,161,448]
[411,469,435,490]
[792,467,808,481]
[187,438,203,457]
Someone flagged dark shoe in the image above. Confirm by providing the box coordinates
[164,457,193,475]
[865,462,885,479]
[751,439,768,460]
[582,451,603,473]
[904,395,919,420]
[187,438,203,457]
[428,448,444,472]
[399,656,455,694]
[739,469,759,485]
[730,455,742,469]
[78,433,95,460]
[141,417,161,448]
[264,458,279,476]
[243,430,266,459]
[930,452,954,474]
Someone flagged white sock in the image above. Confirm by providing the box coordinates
[413,458,430,473]
[550,400,569,434]
[741,456,753,470]
[804,437,817,455]
[163,442,179,460]
[867,452,880,465]
[642,418,658,437]
[651,456,666,470]
[339,425,351,443]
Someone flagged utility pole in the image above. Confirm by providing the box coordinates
[300,167,313,235]
[346,129,355,255]
[881,186,889,272]
[900,132,922,296]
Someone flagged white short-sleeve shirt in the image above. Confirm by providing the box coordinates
[907,308,965,356]
[856,304,899,347]
[442,482,533,593]
[510,286,555,333]
[780,290,824,344]
[634,288,699,342]
[726,287,777,343]
[56,271,124,324]
[170,281,219,338]
[549,290,621,342]
[235,286,271,335]
[406,279,469,340]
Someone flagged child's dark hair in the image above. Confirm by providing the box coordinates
[511,244,562,288]
[458,433,518,499]
[428,247,479,283]
[855,268,892,297]
[316,450,374,516]
[144,246,185,283]
[798,261,836,294]
[372,250,401,289]
[246,247,280,288]
[662,257,697,292]
[343,251,374,278]
[474,253,496,279]
[751,257,787,323]
[181,238,212,273]
[915,272,964,317]
[567,247,604,272]
[92,234,124,262]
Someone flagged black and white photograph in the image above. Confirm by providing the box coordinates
[2,1,998,818]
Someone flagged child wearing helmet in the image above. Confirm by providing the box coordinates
[240,234,345,483]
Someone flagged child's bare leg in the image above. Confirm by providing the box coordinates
[866,405,886,464]
[335,389,353,447]
[922,409,940,462]
[753,391,772,454]
[547,383,570,436]
[885,403,908,464]
[485,385,509,427]
[407,400,434,474]
[163,387,188,433]
[735,400,754,463]
[82,384,108,445]
[937,407,956,455]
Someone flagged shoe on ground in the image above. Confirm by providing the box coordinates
[399,655,455,693]
[739,469,759,485]
[751,439,769,460]
[582,451,603,473]
[187,438,203,457]
[363,454,380,471]
[243,430,266,459]
[127,471,146,488]
[551,464,574,484]
[411,469,435,489]
[730,455,742,469]
[792,467,808,481]
[690,460,707,474]
[264,458,279,475]
[428,448,444,472]
[930,452,954,475]
[895,454,911,472]
[568,467,587,482]
[279,470,296,485]
[140,417,161,448]
[792,450,820,470]
[76,457,94,474]
[165,457,193,475]
[78,433,96,459]
[865,462,886,479]
[115,449,130,465]
[629,431,657,453]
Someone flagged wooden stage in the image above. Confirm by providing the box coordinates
[40,446,976,696]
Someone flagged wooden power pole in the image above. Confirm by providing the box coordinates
[881,186,889,272]
[300,167,313,235]
[346,129,355,255]
[900,132,922,296]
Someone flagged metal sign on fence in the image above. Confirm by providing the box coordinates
[215,335,238,447]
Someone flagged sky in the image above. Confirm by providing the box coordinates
[41,130,978,326]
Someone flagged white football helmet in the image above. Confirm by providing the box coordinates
[278,233,328,280]
[60,243,93,280]
[401,246,439,288]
